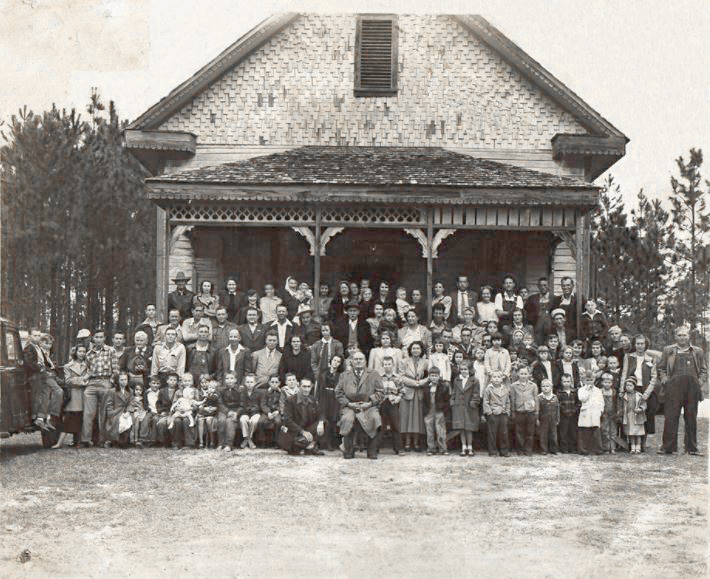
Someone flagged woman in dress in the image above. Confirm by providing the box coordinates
[397,310,432,357]
[52,344,89,449]
[318,354,343,451]
[368,331,403,376]
[620,334,658,449]
[476,286,498,325]
[366,303,385,341]
[193,280,219,319]
[431,281,452,322]
[103,371,136,448]
[280,276,301,319]
[398,341,429,451]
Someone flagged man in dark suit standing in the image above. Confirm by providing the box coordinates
[334,301,373,358]
[267,304,295,352]
[238,307,266,352]
[550,276,584,336]
[449,275,478,325]
[525,277,553,344]
[657,326,707,456]
[167,271,195,321]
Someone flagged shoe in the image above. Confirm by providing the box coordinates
[343,453,354,459]
[104,441,112,448]
[135,442,143,448]
[656,450,672,455]
[541,451,548,455]
[500,452,510,457]
[468,450,475,457]
[367,454,378,460]
[224,446,232,452]
[199,443,205,449]
[460,450,467,457]
[248,439,256,449]
[33,418,48,431]
[426,450,434,456]
[687,450,704,456]
[240,439,249,449]
[441,451,450,456]
[45,418,57,431]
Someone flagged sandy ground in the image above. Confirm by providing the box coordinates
[1,418,707,579]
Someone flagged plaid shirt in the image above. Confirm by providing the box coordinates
[558,389,579,417]
[86,345,119,379]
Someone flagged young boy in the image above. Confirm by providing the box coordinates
[570,340,586,365]
[260,375,283,447]
[197,379,220,448]
[380,356,402,454]
[557,373,578,453]
[217,372,242,452]
[238,373,263,449]
[395,287,411,324]
[155,371,180,446]
[577,371,604,455]
[484,333,512,383]
[510,366,539,456]
[607,356,622,393]
[537,379,560,454]
[423,367,450,455]
[545,334,560,361]
[599,372,618,454]
[518,332,538,366]
[482,371,511,457]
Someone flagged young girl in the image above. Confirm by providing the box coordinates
[471,347,488,396]
[451,350,467,380]
[395,287,411,324]
[619,376,646,454]
[556,346,581,391]
[545,334,560,361]
[431,281,452,321]
[577,371,604,455]
[104,371,135,448]
[450,362,481,456]
[476,286,498,325]
[429,338,452,384]
[368,331,403,376]
[532,345,554,388]
[193,279,219,319]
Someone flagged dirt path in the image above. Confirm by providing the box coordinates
[1,423,707,578]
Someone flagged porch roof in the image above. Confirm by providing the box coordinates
[147,146,599,206]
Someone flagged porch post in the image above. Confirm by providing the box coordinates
[156,206,169,317]
[426,208,434,324]
[314,207,322,317]
[575,209,584,337]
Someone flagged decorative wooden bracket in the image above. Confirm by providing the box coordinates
[552,229,577,260]
[404,228,456,258]
[292,227,317,256]
[320,227,344,256]
[404,228,428,258]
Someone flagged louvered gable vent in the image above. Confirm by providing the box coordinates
[354,15,398,96]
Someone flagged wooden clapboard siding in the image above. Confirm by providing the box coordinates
[168,232,195,292]
[552,239,576,290]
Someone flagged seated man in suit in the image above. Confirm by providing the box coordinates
[278,377,326,455]
[335,351,384,460]
[252,331,282,388]
[238,307,266,352]
[334,301,373,358]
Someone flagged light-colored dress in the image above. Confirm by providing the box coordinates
[621,391,646,436]
[368,347,403,376]
[476,301,498,324]
[398,357,428,434]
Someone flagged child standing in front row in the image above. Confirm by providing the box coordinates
[423,367,450,455]
[482,371,511,457]
[619,376,646,454]
[429,338,452,384]
[577,371,604,455]
[450,362,481,456]
[557,374,578,453]
[537,379,559,454]
[599,372,618,454]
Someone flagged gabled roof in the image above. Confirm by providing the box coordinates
[146,146,599,208]
[128,13,626,143]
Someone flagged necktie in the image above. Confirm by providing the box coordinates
[229,293,236,315]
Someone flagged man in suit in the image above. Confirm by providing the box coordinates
[119,330,152,389]
[335,351,384,459]
[657,326,708,456]
[525,277,553,344]
[278,377,326,455]
[311,322,344,389]
[550,276,584,335]
[215,328,252,384]
[238,307,266,352]
[252,331,282,388]
[267,304,295,352]
[334,301,373,358]
[167,271,195,321]
[219,278,246,323]
[449,275,479,325]
[211,306,238,352]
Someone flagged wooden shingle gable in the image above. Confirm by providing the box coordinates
[354,14,399,96]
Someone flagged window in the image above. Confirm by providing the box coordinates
[4,330,22,365]
[354,15,398,96]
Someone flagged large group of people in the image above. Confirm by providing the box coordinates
[25,271,707,459]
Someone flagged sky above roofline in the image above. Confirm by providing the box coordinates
[1,0,708,208]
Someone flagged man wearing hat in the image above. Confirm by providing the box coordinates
[549,308,575,348]
[333,300,373,358]
[168,271,195,321]
[294,305,321,346]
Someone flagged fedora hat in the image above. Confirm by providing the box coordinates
[346,300,361,310]
[172,271,191,283]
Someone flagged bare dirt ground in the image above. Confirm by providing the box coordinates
[1,417,707,579]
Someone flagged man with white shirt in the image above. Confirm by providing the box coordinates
[150,327,186,381]
[494,275,524,328]
[267,304,294,352]
[181,304,213,346]
[252,331,282,388]
[215,329,252,384]
[449,275,479,324]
